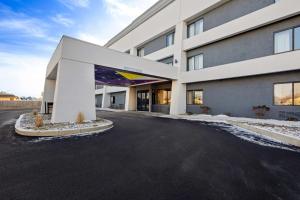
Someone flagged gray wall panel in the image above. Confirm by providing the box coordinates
[186,71,300,120]
[152,105,170,114]
[140,30,174,56]
[110,92,126,109]
[187,16,300,69]
[95,94,102,108]
[202,0,274,31]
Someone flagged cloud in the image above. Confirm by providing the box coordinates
[0,18,47,38]
[58,0,90,9]
[0,52,48,97]
[0,4,53,40]
[51,14,74,27]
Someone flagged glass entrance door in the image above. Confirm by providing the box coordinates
[137,90,149,111]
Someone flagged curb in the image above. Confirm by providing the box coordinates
[229,121,300,147]
[15,114,113,137]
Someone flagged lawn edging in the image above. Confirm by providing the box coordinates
[229,121,300,147]
[15,114,113,137]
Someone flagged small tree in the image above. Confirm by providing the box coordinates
[35,115,43,128]
[76,112,85,124]
[252,105,270,118]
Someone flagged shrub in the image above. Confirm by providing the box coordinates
[286,117,298,121]
[76,112,85,124]
[35,115,43,128]
[200,106,211,114]
[252,105,270,118]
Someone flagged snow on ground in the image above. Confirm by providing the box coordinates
[160,114,300,127]
[160,114,300,152]
[96,108,124,112]
[209,122,300,153]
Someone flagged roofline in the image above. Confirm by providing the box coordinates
[104,0,175,48]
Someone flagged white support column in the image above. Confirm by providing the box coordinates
[170,80,186,115]
[125,86,137,111]
[101,86,111,108]
[41,79,56,113]
[51,58,96,123]
[170,21,187,115]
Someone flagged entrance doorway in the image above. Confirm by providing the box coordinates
[137,90,149,111]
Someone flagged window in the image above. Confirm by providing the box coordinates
[153,89,171,105]
[137,48,144,57]
[166,32,174,47]
[274,29,293,53]
[188,19,203,38]
[274,82,300,106]
[294,27,300,50]
[188,54,203,71]
[187,90,203,105]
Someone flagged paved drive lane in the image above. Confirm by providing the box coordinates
[0,110,300,200]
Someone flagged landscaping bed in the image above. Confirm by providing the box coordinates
[15,113,113,137]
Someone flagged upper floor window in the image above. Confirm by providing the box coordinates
[274,26,300,54]
[188,54,203,71]
[274,82,300,106]
[188,19,203,38]
[274,29,292,53]
[166,32,174,47]
[137,48,144,57]
[294,27,300,50]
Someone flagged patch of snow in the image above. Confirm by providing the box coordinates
[30,127,112,143]
[96,108,124,112]
[0,118,17,128]
[207,122,300,153]
[160,114,300,152]
[160,114,300,127]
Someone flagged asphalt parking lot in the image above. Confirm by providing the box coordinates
[0,110,300,200]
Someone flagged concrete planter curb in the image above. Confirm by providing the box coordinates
[15,114,113,137]
[229,121,300,147]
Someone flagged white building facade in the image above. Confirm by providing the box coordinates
[42,0,300,122]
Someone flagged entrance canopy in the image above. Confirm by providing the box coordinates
[95,65,167,87]
[42,36,178,123]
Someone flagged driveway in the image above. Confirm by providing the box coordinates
[0,110,300,200]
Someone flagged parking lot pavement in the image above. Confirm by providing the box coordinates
[0,110,300,200]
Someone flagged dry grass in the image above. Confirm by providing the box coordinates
[35,115,44,128]
[76,112,85,124]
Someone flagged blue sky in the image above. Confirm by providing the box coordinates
[0,0,158,97]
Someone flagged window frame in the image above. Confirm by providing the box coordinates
[273,82,300,106]
[187,18,204,38]
[273,25,300,55]
[166,32,175,47]
[186,90,203,105]
[187,54,204,71]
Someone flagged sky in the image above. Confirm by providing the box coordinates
[0,0,158,97]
